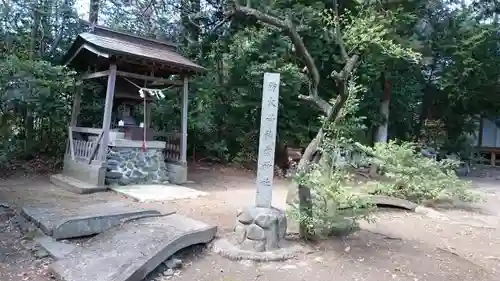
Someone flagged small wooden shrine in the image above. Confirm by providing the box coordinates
[60,25,205,187]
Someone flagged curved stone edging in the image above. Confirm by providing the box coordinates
[213,238,304,262]
[53,210,163,239]
[367,195,419,211]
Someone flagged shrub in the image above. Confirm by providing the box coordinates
[290,163,374,237]
[289,77,374,238]
[358,140,478,204]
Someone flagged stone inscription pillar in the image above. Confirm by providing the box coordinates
[255,72,280,208]
[233,73,287,252]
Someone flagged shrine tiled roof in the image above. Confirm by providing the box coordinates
[63,25,205,74]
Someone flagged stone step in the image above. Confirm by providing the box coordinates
[21,202,171,240]
[50,174,107,194]
[110,184,208,202]
[35,235,80,260]
[50,214,217,281]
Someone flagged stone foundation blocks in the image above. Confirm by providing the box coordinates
[105,147,169,186]
[234,206,286,252]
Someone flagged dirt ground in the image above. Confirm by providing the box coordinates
[1,163,500,281]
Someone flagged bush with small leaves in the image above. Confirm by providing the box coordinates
[290,164,375,238]
[357,140,479,204]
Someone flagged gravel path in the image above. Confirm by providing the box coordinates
[0,164,498,281]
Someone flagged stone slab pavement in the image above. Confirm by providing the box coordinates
[110,184,208,202]
[21,202,171,239]
[35,235,79,260]
[50,214,217,281]
[50,174,107,194]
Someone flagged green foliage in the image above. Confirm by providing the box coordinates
[325,7,421,63]
[359,140,478,204]
[0,0,497,177]
[322,77,368,145]
[0,55,76,170]
[292,165,374,237]
[416,6,500,143]
[291,78,374,238]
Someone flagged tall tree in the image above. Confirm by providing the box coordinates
[223,0,420,236]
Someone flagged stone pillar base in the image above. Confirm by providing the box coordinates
[166,163,187,184]
[234,206,287,252]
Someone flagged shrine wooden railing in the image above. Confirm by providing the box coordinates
[66,127,103,163]
[154,132,182,162]
[67,127,181,164]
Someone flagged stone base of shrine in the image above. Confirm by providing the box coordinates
[105,146,169,186]
[62,157,106,187]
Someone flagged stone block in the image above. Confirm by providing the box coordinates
[166,163,187,184]
[237,209,253,224]
[21,202,169,239]
[62,158,106,187]
[233,206,287,252]
[35,235,79,260]
[366,195,418,210]
[234,224,246,244]
[246,224,265,241]
[106,171,122,179]
[50,174,106,194]
[106,148,169,186]
[50,214,217,281]
[254,213,276,228]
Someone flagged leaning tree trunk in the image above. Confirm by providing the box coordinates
[231,0,360,237]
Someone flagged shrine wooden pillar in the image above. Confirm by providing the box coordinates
[98,64,117,161]
[181,76,189,164]
[70,85,82,127]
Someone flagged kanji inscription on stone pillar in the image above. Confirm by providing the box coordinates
[255,73,280,208]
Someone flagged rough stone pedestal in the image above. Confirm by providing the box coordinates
[234,206,286,252]
[106,147,169,186]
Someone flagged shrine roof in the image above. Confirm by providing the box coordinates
[62,25,205,75]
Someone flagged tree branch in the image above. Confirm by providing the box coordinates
[298,94,332,114]
[48,0,72,57]
[332,53,360,82]
[233,0,330,115]
[332,0,348,61]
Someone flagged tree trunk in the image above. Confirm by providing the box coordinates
[375,76,391,143]
[89,0,100,24]
[2,0,12,54]
[181,0,201,44]
[286,82,352,237]
[370,74,391,177]
[48,0,71,57]
[29,1,41,60]
[415,66,435,141]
